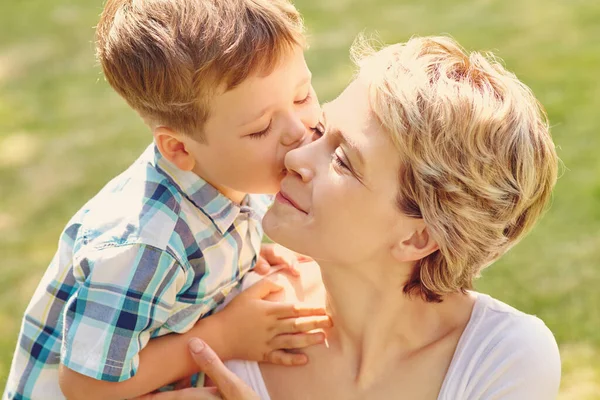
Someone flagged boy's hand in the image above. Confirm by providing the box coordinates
[254,243,312,277]
[216,279,331,366]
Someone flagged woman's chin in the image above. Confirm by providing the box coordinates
[263,211,304,254]
[263,210,283,239]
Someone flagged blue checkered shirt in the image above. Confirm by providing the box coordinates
[4,144,272,400]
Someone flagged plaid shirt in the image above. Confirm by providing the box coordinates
[4,144,272,400]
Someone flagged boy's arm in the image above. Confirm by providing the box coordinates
[57,243,188,399]
[59,311,227,400]
[59,279,331,400]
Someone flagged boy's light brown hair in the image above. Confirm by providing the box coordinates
[354,36,558,302]
[96,0,305,140]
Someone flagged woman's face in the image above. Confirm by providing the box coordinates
[263,77,420,265]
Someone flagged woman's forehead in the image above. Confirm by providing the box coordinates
[322,79,373,144]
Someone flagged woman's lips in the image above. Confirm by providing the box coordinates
[275,191,307,214]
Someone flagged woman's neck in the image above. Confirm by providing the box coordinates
[318,260,473,390]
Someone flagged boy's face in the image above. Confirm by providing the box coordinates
[184,46,320,202]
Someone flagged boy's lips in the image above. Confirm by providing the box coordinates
[276,190,307,214]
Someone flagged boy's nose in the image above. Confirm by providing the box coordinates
[284,145,314,183]
[280,117,308,147]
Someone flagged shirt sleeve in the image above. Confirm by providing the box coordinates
[466,317,561,400]
[61,243,186,382]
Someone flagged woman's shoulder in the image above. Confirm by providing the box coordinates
[468,292,558,350]
[441,292,561,399]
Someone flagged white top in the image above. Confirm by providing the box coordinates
[223,278,561,400]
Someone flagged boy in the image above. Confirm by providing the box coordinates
[4,0,329,399]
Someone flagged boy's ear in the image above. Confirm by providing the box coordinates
[153,127,196,171]
[390,221,439,264]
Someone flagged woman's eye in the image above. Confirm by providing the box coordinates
[294,91,312,105]
[333,151,349,170]
[249,122,272,139]
[310,121,325,141]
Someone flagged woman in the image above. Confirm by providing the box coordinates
[161,35,561,399]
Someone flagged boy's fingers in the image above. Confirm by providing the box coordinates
[263,253,293,268]
[265,350,308,366]
[253,257,270,275]
[272,257,300,277]
[242,279,284,299]
[294,252,313,262]
[276,315,333,334]
[283,260,301,277]
[262,244,297,264]
[259,243,275,256]
[269,332,325,350]
[271,303,327,318]
[188,339,258,400]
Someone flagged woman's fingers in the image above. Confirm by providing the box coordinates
[189,339,259,400]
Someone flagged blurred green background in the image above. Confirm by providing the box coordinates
[1,0,599,397]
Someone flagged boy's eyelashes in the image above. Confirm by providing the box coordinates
[294,91,312,105]
[247,97,316,140]
[247,89,315,140]
[248,90,316,139]
[249,121,273,139]
[251,119,321,141]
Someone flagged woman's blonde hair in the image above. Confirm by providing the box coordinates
[354,36,558,302]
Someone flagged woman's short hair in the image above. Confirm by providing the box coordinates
[354,36,558,302]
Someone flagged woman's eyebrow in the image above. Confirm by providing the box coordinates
[322,109,365,168]
[333,127,365,169]
[322,110,369,187]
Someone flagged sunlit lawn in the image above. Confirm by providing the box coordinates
[1,0,599,397]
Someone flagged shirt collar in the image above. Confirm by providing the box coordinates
[151,144,245,235]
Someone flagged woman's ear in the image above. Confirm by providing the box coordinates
[153,127,196,171]
[391,221,439,263]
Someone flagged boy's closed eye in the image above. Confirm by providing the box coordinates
[248,121,273,139]
[294,90,312,105]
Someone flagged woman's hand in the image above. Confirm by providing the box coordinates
[135,338,259,400]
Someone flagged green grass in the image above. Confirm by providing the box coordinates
[1,0,599,397]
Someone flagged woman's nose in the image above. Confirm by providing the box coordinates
[284,143,314,183]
